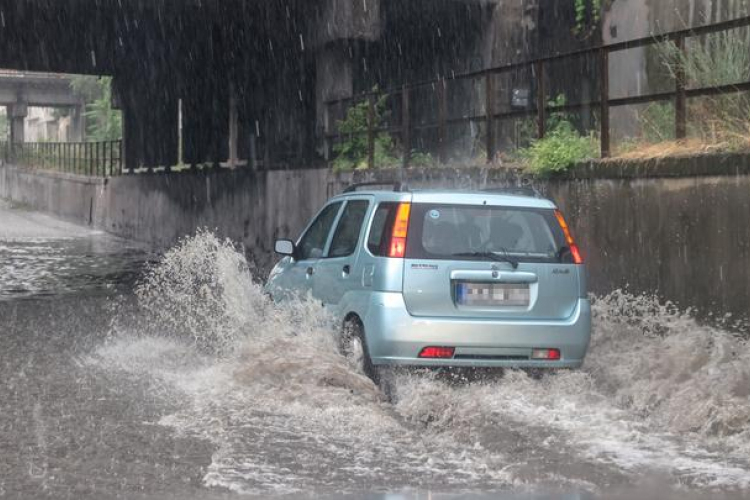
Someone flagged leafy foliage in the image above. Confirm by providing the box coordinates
[573,0,604,37]
[520,121,598,176]
[517,94,598,176]
[70,76,122,141]
[332,92,400,172]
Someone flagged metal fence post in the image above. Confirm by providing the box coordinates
[367,95,375,170]
[600,48,611,158]
[535,61,546,139]
[675,35,687,140]
[402,85,411,169]
[110,141,115,176]
[437,78,447,163]
[485,72,495,163]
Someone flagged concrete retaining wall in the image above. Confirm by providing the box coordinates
[2,154,750,323]
[0,164,106,225]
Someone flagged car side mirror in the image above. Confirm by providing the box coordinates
[274,239,295,257]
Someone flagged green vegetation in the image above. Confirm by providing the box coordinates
[573,0,604,37]
[70,75,122,141]
[332,93,400,172]
[517,95,598,176]
[661,28,750,145]
[519,122,598,176]
[0,111,7,140]
[618,27,750,155]
[638,102,675,143]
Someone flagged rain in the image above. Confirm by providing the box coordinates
[1,1,750,499]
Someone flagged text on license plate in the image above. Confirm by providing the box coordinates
[455,282,530,307]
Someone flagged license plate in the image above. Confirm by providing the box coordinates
[455,282,530,307]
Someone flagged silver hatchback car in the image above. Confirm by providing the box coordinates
[267,183,591,380]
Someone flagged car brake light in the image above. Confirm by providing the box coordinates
[418,346,455,359]
[554,209,583,264]
[388,203,411,258]
[531,348,561,360]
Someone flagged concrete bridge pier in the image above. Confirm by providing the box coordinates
[9,103,27,144]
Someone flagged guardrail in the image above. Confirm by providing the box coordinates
[1,140,123,177]
[324,16,750,167]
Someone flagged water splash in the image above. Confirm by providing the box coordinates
[89,231,750,495]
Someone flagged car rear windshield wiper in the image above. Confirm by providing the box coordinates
[451,251,519,269]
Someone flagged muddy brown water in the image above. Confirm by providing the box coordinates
[1,202,749,500]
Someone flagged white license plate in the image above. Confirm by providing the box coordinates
[455,282,530,307]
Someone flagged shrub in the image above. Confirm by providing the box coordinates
[332,92,400,172]
[520,122,598,176]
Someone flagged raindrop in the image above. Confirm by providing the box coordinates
[91,51,97,68]
[299,34,305,51]
[298,90,303,102]
[255,120,260,137]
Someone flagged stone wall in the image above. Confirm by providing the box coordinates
[2,153,750,323]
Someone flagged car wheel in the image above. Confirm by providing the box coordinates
[341,318,379,384]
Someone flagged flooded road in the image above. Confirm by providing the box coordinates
[2,201,750,500]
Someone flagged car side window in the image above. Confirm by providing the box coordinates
[297,202,342,260]
[328,200,370,258]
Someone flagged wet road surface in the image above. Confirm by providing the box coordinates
[1,201,749,500]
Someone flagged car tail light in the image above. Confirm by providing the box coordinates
[418,346,455,359]
[554,209,583,264]
[531,348,561,360]
[388,202,411,258]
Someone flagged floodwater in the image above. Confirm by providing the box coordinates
[1,201,750,500]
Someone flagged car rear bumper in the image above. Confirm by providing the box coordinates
[363,293,591,369]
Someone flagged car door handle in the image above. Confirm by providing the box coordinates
[306,266,314,276]
[342,265,351,275]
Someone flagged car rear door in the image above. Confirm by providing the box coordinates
[401,198,583,321]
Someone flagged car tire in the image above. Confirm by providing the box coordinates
[341,318,379,385]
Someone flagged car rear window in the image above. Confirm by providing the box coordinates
[405,203,571,263]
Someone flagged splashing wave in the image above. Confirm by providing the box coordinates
[88,231,750,495]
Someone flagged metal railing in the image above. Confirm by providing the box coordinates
[324,16,750,167]
[1,140,123,177]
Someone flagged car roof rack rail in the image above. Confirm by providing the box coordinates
[343,181,409,193]
[481,186,543,198]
